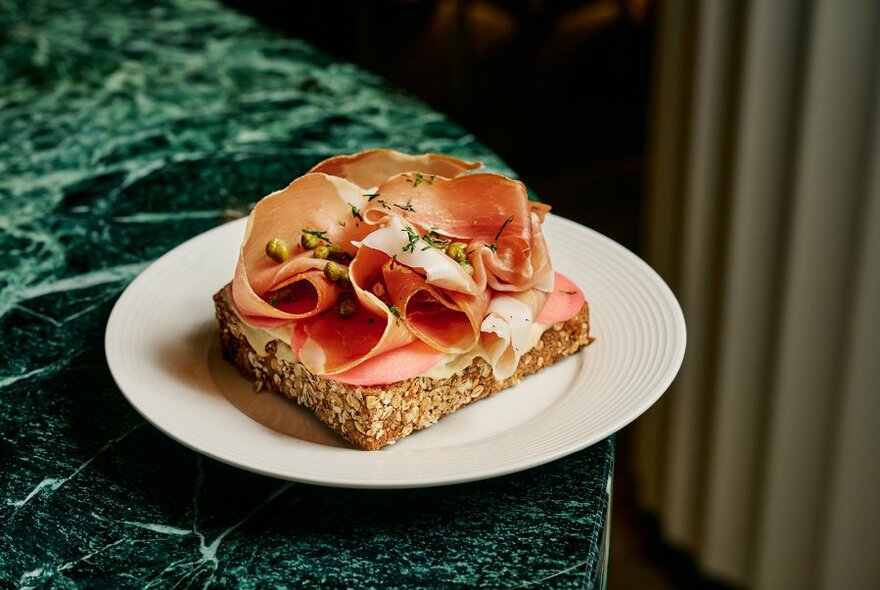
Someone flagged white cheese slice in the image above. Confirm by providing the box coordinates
[355,215,478,294]
[480,295,534,380]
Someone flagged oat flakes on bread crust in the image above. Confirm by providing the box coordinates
[214,287,593,450]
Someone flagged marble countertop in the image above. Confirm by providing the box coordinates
[0,0,614,587]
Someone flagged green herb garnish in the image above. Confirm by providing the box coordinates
[406,172,425,187]
[385,302,402,324]
[485,215,514,253]
[495,215,515,242]
[421,233,448,250]
[402,225,420,253]
[349,203,363,221]
[364,192,380,200]
[302,228,331,245]
[394,198,415,212]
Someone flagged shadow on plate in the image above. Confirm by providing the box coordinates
[207,337,349,448]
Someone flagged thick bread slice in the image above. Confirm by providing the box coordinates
[214,287,593,450]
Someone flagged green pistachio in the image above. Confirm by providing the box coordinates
[337,294,358,318]
[265,238,290,263]
[314,245,330,259]
[324,261,350,285]
[445,241,468,263]
[301,232,321,250]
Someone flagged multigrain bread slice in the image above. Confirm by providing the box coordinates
[214,287,593,450]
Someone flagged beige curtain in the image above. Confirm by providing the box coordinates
[636,0,880,587]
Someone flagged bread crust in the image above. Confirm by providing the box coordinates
[214,288,593,450]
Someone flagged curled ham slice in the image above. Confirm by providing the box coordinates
[470,210,554,293]
[529,201,552,223]
[384,262,490,353]
[231,173,373,321]
[295,247,414,375]
[309,149,480,189]
[363,173,553,293]
[480,289,550,380]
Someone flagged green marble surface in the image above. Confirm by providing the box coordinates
[0,0,614,587]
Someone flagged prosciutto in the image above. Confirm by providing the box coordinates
[231,173,373,321]
[356,214,478,295]
[363,173,554,292]
[309,149,480,189]
[230,151,584,385]
[294,247,414,375]
[383,262,489,353]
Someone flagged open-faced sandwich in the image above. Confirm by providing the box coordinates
[214,149,593,450]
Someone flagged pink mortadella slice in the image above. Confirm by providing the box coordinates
[536,272,586,323]
[326,340,446,386]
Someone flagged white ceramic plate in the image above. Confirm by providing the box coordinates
[106,215,685,488]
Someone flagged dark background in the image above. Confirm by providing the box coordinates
[223,0,654,253]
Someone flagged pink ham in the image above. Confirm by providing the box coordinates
[383,260,490,353]
[294,247,414,375]
[326,340,446,386]
[363,173,553,292]
[536,272,586,323]
[309,149,480,189]
[231,173,373,321]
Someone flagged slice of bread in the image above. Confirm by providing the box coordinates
[214,287,593,450]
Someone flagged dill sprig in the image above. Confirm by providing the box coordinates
[485,215,514,253]
[402,225,420,253]
[349,203,363,221]
[420,232,448,250]
[495,215,515,241]
[394,198,415,212]
[302,228,331,245]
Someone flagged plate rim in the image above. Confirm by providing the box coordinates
[106,214,685,488]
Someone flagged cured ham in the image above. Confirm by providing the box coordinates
[309,149,480,189]
[231,173,372,320]
[363,173,554,292]
[295,247,414,375]
[296,303,414,375]
[383,262,489,353]
[230,151,586,386]
[356,215,478,295]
